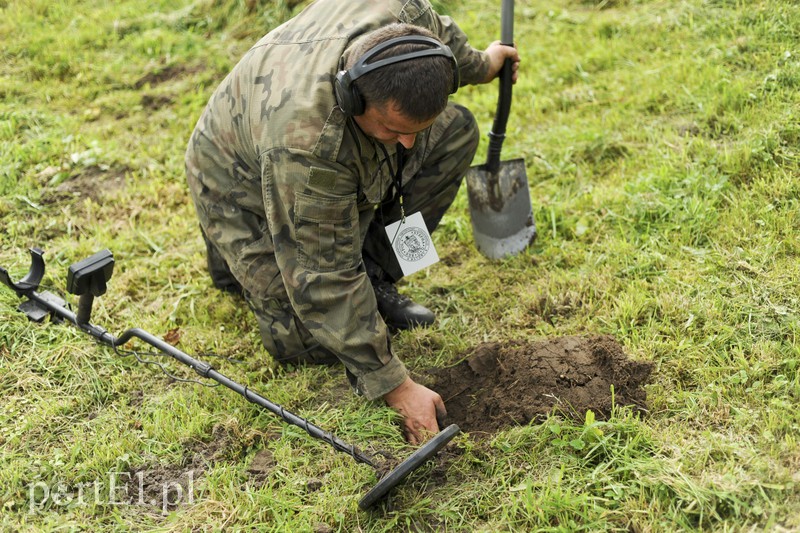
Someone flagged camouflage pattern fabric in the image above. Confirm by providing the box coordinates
[185,0,489,400]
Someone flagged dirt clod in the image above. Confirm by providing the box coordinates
[247,449,275,475]
[431,335,653,436]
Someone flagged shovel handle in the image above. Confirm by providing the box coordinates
[500,0,514,44]
[485,0,515,173]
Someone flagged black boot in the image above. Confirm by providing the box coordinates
[364,258,435,330]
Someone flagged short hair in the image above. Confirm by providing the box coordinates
[347,23,455,121]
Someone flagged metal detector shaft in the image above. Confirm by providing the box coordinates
[112,327,375,466]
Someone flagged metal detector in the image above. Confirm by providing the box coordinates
[0,247,460,510]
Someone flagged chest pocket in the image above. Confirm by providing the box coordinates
[294,191,359,272]
[356,149,397,207]
[360,174,389,206]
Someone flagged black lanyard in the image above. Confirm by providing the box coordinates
[394,145,406,222]
[377,143,407,223]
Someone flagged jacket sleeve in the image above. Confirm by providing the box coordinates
[400,0,491,86]
[260,147,407,400]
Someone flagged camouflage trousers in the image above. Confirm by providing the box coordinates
[196,103,479,366]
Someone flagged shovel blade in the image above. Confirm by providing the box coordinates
[466,158,536,259]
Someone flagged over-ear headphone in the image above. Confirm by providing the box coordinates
[334,35,459,117]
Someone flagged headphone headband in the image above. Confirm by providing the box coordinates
[347,35,456,83]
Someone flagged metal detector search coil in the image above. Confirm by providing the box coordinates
[0,247,460,509]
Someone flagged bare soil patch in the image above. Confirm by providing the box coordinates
[430,335,653,436]
[122,423,279,514]
[38,165,129,205]
[141,93,174,110]
[133,64,204,89]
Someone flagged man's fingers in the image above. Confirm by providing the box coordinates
[404,423,421,445]
[434,396,447,418]
[434,397,447,429]
[385,378,448,444]
[406,415,439,445]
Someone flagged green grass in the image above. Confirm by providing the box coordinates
[2,0,800,530]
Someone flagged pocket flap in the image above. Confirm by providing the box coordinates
[295,190,355,223]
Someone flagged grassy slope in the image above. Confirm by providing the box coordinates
[1,0,799,530]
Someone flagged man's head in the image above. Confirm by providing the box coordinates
[336,24,458,122]
[352,99,437,149]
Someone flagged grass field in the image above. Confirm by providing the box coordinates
[2,0,799,530]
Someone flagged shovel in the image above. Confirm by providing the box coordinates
[466,0,536,260]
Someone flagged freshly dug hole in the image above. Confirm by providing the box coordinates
[430,335,653,435]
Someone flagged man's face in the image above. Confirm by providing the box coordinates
[353,101,436,149]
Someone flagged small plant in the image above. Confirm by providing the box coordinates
[548,409,605,452]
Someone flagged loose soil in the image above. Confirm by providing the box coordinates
[430,335,653,436]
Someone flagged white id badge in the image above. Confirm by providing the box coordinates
[384,211,440,276]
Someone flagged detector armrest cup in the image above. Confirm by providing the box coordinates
[0,247,46,296]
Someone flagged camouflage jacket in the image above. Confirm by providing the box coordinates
[187,0,490,399]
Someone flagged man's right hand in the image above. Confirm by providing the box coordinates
[383,376,446,445]
[482,41,520,84]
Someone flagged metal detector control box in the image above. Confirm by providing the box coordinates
[65,249,114,324]
[66,249,114,296]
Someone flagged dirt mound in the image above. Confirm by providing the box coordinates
[430,335,653,435]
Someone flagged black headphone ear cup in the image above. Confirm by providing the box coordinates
[451,60,460,94]
[348,83,365,116]
[335,70,366,116]
[334,71,351,116]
